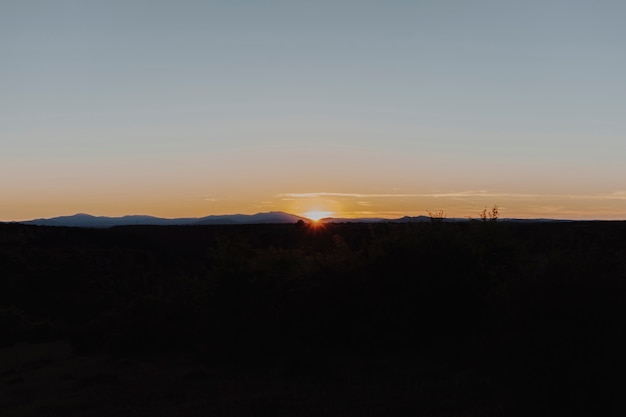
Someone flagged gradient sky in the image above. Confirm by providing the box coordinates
[2,0,625,221]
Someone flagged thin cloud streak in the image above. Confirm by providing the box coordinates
[278,191,626,200]
[339,211,409,218]
[278,192,420,198]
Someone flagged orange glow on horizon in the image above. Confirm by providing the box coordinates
[303,210,334,221]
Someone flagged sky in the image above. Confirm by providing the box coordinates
[2,0,625,221]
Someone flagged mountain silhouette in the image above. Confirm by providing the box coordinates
[194,211,308,225]
[20,212,569,228]
[23,211,309,228]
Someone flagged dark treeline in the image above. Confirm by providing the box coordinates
[1,221,625,416]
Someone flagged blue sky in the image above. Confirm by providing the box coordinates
[2,0,625,220]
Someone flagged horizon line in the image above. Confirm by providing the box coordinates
[4,210,625,224]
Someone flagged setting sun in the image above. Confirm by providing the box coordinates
[303,211,334,221]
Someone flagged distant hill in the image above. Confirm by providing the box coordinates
[20,212,573,228]
[389,215,433,223]
[194,212,308,225]
[320,217,389,223]
[24,213,198,228]
[23,211,309,228]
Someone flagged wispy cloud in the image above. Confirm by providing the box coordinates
[279,191,529,199]
[278,191,626,201]
[278,190,540,198]
[337,211,409,218]
[278,192,421,198]
[423,191,540,198]
[603,191,626,200]
[526,192,626,201]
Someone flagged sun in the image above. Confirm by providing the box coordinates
[303,210,334,222]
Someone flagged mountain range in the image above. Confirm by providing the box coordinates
[15,212,569,228]
[22,212,308,228]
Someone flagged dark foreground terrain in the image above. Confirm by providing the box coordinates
[1,220,625,416]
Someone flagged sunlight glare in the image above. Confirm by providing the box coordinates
[304,210,334,221]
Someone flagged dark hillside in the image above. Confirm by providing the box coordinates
[1,221,625,416]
